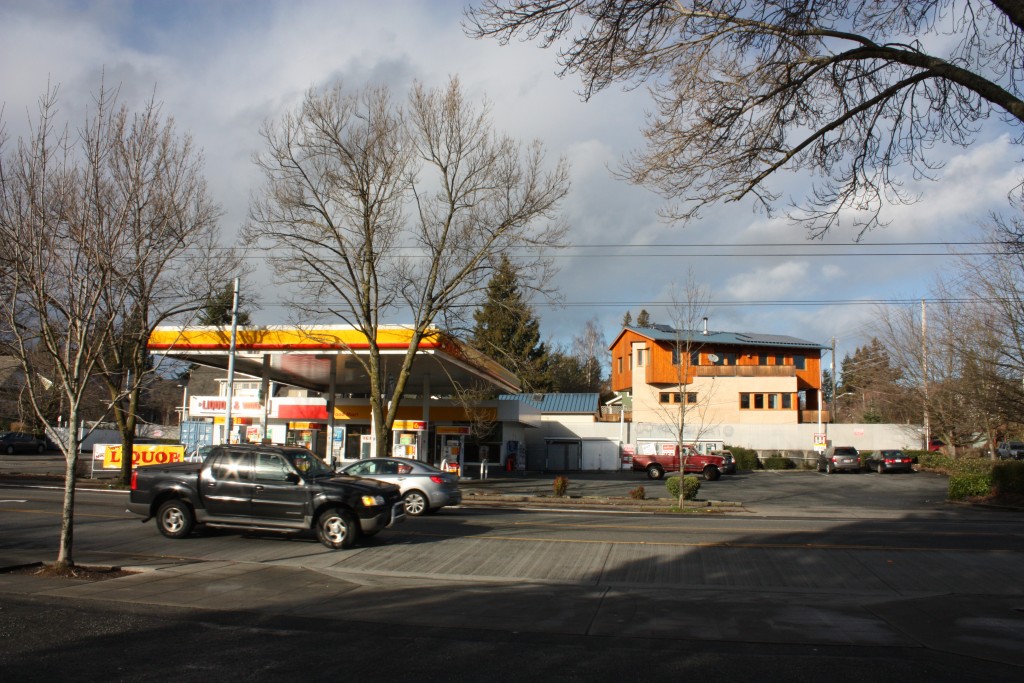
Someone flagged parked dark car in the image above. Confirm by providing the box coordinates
[340,457,462,515]
[129,444,405,549]
[0,431,46,454]
[996,441,1024,460]
[864,449,914,473]
[817,446,861,473]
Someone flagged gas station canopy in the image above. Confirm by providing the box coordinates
[147,325,521,396]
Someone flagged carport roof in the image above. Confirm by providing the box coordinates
[148,325,521,395]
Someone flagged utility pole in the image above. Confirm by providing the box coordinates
[224,277,240,444]
[922,299,929,450]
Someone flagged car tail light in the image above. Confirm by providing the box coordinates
[429,475,444,484]
[130,470,138,490]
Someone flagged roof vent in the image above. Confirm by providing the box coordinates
[703,317,709,335]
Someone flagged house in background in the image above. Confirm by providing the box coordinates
[610,322,829,447]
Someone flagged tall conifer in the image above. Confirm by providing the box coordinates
[471,255,549,390]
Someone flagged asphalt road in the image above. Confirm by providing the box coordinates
[1,470,1022,681]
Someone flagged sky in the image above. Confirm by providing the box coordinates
[2,0,1021,368]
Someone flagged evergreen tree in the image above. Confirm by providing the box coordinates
[622,311,632,326]
[636,309,651,327]
[198,283,252,326]
[471,256,549,391]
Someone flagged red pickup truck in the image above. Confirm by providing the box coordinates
[631,444,726,481]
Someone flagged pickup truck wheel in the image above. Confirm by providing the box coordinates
[403,490,429,516]
[156,500,194,539]
[316,508,356,549]
[702,466,721,481]
[646,465,664,480]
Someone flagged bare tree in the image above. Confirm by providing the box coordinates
[467,1,1024,236]
[244,78,569,456]
[571,316,608,393]
[0,87,140,569]
[657,274,716,460]
[85,90,239,485]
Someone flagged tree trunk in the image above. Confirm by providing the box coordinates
[56,406,81,570]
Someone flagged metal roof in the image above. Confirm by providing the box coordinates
[626,325,825,350]
[499,393,600,414]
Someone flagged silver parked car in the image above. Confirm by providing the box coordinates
[340,457,462,515]
[817,446,861,474]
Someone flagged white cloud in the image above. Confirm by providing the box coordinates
[2,0,1022,355]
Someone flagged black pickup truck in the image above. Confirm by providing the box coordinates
[128,444,405,549]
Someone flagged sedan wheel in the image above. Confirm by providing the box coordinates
[4,445,13,455]
[403,490,429,516]
[825,461,834,474]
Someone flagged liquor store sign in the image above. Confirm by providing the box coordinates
[98,444,186,470]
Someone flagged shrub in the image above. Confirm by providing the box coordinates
[948,473,992,500]
[666,475,700,500]
[918,454,993,476]
[552,475,569,497]
[762,454,794,470]
[903,449,926,464]
[727,446,759,471]
[991,461,1024,496]
[629,486,646,500]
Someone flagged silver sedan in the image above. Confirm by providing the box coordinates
[340,457,462,515]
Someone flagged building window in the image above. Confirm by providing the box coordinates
[758,353,769,366]
[659,392,685,404]
[672,344,680,365]
[635,348,645,367]
[690,350,700,366]
[686,392,697,404]
[740,392,791,410]
[793,354,805,370]
[617,357,623,374]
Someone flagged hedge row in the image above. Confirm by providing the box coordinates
[943,460,1024,500]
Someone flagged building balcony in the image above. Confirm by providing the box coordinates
[694,366,796,378]
[799,410,831,424]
